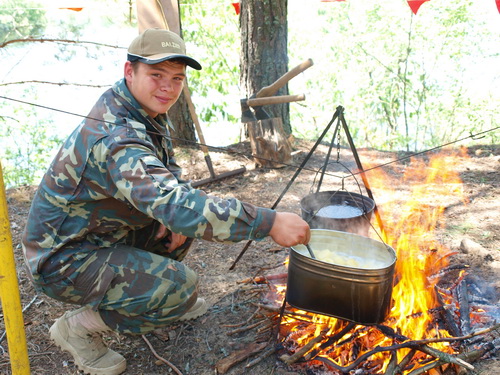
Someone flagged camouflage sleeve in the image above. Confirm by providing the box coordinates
[104,136,275,243]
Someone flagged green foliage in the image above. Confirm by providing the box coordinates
[0,0,47,42]
[179,0,241,124]
[0,98,63,188]
[288,0,499,151]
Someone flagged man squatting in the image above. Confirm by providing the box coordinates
[21,28,311,375]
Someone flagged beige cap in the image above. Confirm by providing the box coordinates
[127,28,202,70]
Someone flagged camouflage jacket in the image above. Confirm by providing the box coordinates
[22,78,275,280]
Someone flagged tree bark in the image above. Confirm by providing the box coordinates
[240,0,291,134]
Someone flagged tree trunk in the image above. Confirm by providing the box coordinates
[239,0,291,134]
[136,0,196,147]
[246,117,292,168]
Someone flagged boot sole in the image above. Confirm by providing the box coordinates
[50,320,126,375]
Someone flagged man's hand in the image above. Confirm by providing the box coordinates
[268,212,311,247]
[155,224,187,252]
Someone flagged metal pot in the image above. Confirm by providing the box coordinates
[286,229,396,324]
[300,191,375,237]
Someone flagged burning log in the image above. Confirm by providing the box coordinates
[392,348,417,374]
[455,279,471,336]
[435,285,461,337]
[427,264,469,281]
[304,322,356,361]
[280,328,330,365]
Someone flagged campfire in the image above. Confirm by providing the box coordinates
[217,148,499,374]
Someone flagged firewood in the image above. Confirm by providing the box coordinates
[227,318,268,335]
[304,322,356,361]
[456,279,472,335]
[280,329,329,365]
[215,341,268,374]
[435,285,461,337]
[245,346,276,368]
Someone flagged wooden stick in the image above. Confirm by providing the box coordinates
[383,348,398,375]
[237,273,288,284]
[141,335,182,375]
[227,319,268,335]
[253,303,315,320]
[406,341,496,375]
[417,345,474,371]
[280,329,329,365]
[245,345,276,368]
[215,342,268,374]
[221,306,261,328]
[391,348,417,375]
[304,322,356,361]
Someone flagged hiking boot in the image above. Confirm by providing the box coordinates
[49,311,126,375]
[178,297,208,321]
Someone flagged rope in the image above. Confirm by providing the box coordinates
[0,94,498,179]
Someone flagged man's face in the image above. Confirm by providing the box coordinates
[124,60,186,118]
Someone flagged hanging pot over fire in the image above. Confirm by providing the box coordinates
[300,190,375,237]
[287,229,397,324]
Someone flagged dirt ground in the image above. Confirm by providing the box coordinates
[1,138,499,375]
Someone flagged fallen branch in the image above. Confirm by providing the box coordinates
[215,341,268,374]
[227,318,269,335]
[141,335,182,375]
[245,345,276,368]
[221,306,261,328]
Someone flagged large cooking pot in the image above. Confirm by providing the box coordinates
[286,229,396,324]
[300,191,375,237]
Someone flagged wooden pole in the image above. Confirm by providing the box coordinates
[0,161,30,374]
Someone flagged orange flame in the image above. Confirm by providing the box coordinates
[279,148,470,372]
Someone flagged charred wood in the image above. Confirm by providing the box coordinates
[383,349,398,375]
[280,328,330,365]
[392,348,417,375]
[435,285,461,337]
[304,322,356,361]
[456,280,471,336]
[428,264,469,281]
[295,324,499,374]
[375,324,409,342]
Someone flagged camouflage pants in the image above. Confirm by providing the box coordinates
[35,222,198,335]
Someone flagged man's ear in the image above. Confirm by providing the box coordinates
[124,61,133,81]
